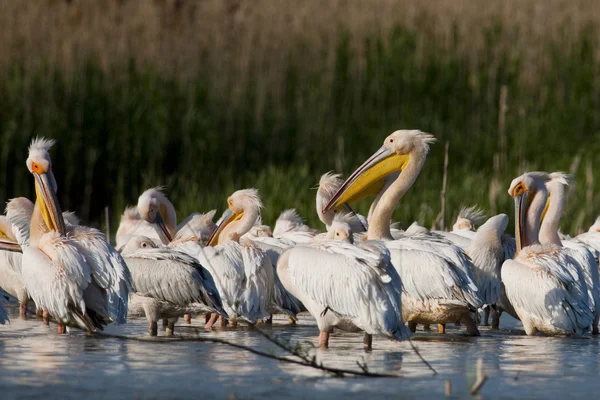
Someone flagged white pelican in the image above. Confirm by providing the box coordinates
[115,206,163,249]
[204,189,275,325]
[120,235,225,335]
[139,187,275,326]
[452,206,487,237]
[16,138,132,334]
[538,172,600,334]
[501,172,594,336]
[323,130,482,335]
[272,209,317,243]
[464,214,508,307]
[278,212,411,349]
[0,213,29,317]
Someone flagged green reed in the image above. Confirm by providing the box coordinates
[0,24,598,238]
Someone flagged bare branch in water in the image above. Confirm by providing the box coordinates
[97,329,400,378]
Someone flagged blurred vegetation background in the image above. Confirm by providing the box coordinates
[0,0,599,237]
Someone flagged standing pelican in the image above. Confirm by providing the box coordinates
[139,188,275,326]
[0,212,29,318]
[120,235,225,335]
[502,172,593,336]
[278,212,411,349]
[16,138,132,333]
[323,130,482,335]
[539,172,600,334]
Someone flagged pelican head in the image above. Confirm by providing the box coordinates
[326,213,355,244]
[508,171,550,252]
[137,187,176,243]
[207,188,262,246]
[26,137,66,236]
[453,206,486,231]
[119,235,158,255]
[323,130,435,213]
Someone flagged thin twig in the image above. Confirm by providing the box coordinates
[97,330,400,378]
[408,339,438,375]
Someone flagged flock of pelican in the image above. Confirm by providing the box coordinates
[1,132,599,350]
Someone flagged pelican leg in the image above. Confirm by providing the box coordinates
[149,321,158,336]
[461,316,480,336]
[36,308,43,317]
[229,319,238,328]
[491,309,502,330]
[204,314,210,324]
[19,302,28,319]
[423,324,431,332]
[288,316,296,325]
[318,331,330,348]
[162,319,169,328]
[166,320,176,336]
[438,324,446,334]
[219,316,229,327]
[408,322,417,333]
[57,321,66,334]
[204,313,219,330]
[43,310,50,325]
[184,314,192,324]
[363,333,373,351]
[483,306,490,326]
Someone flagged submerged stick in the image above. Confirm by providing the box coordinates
[98,330,400,378]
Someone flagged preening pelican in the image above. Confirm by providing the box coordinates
[539,172,600,334]
[120,235,225,335]
[139,187,275,326]
[205,189,275,324]
[278,212,411,349]
[323,130,482,335]
[501,172,593,336]
[17,138,132,334]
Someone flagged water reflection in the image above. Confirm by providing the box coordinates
[1,308,600,399]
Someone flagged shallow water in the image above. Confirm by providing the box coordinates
[1,302,599,400]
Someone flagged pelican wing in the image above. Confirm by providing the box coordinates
[238,244,274,322]
[563,241,600,313]
[5,200,34,246]
[501,234,517,260]
[22,232,92,322]
[502,250,594,333]
[385,236,482,310]
[286,241,410,339]
[124,246,223,314]
[573,232,600,255]
[69,226,132,324]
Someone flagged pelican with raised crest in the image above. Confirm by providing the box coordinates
[6,138,132,334]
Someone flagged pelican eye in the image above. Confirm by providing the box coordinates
[141,242,148,248]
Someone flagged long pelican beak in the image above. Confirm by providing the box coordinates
[155,211,173,243]
[323,146,410,213]
[206,209,244,246]
[34,171,66,236]
[514,191,527,253]
[540,194,550,222]
[0,238,22,253]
